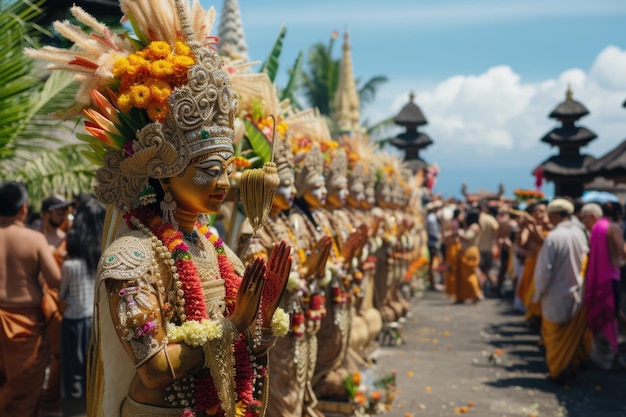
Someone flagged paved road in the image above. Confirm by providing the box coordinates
[374,291,626,417]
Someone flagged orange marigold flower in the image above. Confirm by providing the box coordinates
[147,78,172,103]
[147,102,169,122]
[352,371,361,386]
[151,59,174,78]
[168,238,183,252]
[130,85,152,108]
[354,393,366,404]
[495,348,503,356]
[371,391,382,401]
[232,157,252,168]
[117,93,132,112]
[147,41,171,60]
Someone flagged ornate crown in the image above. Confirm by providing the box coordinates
[26,0,237,211]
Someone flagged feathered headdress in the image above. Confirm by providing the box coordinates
[25,0,238,211]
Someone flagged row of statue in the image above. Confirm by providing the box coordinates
[23,1,428,416]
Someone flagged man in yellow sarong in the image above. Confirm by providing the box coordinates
[533,198,591,382]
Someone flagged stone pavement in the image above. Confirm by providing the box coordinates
[374,291,626,417]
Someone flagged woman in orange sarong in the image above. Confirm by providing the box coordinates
[455,210,482,303]
[443,208,462,299]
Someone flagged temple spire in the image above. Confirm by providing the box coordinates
[217,0,250,62]
[333,31,360,135]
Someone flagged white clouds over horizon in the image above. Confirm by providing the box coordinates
[368,46,626,164]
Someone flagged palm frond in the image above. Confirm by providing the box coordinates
[6,144,95,211]
[0,0,80,170]
[260,25,286,82]
[358,75,388,108]
[280,50,303,108]
[242,118,272,167]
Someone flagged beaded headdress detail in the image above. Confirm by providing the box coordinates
[25,0,237,211]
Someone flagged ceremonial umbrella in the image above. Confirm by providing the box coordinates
[580,190,620,204]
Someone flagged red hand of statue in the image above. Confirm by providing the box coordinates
[260,240,292,325]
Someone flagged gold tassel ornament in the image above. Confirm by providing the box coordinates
[240,116,280,235]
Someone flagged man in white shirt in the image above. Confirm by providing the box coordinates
[532,198,592,382]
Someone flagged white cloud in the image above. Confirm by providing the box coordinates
[369,46,626,162]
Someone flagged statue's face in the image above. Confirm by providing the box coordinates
[168,152,233,215]
[347,180,365,208]
[273,175,296,211]
[303,174,327,209]
[363,181,376,209]
[327,182,349,208]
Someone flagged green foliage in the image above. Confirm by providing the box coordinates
[260,25,286,82]
[281,50,303,108]
[241,118,271,168]
[7,145,94,211]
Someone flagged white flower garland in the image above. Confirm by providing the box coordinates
[167,308,290,346]
[270,307,290,337]
[166,319,223,347]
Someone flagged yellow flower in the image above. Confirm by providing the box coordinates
[112,57,131,77]
[117,93,132,112]
[147,41,171,60]
[130,84,152,108]
[171,55,195,75]
[234,401,247,417]
[127,54,149,74]
[151,59,174,78]
[174,41,191,56]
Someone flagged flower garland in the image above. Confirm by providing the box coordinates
[125,207,257,417]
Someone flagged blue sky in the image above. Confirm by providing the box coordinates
[209,0,626,198]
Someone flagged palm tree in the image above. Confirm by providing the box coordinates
[0,0,120,210]
[299,34,389,132]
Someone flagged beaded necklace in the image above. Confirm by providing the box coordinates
[125,207,260,417]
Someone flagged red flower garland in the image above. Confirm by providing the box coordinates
[125,207,260,417]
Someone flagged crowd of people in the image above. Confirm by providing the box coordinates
[0,187,105,417]
[425,195,626,383]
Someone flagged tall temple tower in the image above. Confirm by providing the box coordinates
[389,92,433,174]
[217,0,250,62]
[537,86,597,198]
[333,31,360,136]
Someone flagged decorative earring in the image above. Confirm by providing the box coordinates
[161,191,178,229]
[139,184,157,207]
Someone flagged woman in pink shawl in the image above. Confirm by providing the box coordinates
[584,202,624,370]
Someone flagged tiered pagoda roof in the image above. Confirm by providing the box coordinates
[584,96,626,183]
[389,92,433,173]
[538,87,597,183]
